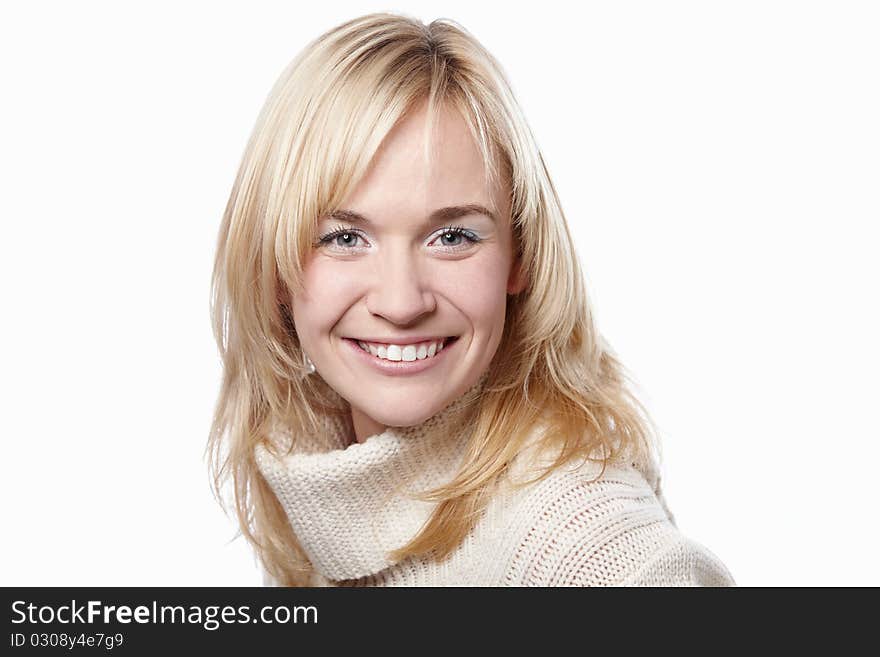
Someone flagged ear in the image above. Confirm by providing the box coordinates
[506,257,528,295]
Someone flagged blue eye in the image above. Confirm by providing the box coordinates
[430,225,481,250]
[316,226,365,249]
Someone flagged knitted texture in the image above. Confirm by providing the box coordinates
[255,374,734,587]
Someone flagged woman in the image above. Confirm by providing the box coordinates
[208,11,734,586]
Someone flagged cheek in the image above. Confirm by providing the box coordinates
[290,258,359,337]
[437,256,510,328]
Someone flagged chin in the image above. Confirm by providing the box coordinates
[364,389,460,425]
[343,378,474,429]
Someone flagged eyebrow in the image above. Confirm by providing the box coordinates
[322,204,498,227]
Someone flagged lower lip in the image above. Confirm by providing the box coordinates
[342,337,459,376]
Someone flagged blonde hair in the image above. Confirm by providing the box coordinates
[208,11,660,586]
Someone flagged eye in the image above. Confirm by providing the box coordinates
[316,225,367,250]
[429,225,482,251]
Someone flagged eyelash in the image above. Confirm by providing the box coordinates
[316,224,482,252]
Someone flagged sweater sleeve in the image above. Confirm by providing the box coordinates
[500,461,734,587]
[620,535,736,587]
[516,513,735,587]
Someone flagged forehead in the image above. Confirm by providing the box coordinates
[336,101,505,223]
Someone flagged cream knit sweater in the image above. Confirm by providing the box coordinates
[255,374,735,587]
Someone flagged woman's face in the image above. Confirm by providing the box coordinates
[290,101,524,442]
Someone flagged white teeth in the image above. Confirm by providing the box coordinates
[355,338,451,362]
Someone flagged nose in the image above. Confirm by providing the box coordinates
[364,247,437,325]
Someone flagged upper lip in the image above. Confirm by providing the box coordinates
[346,335,457,345]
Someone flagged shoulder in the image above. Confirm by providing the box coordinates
[495,455,734,587]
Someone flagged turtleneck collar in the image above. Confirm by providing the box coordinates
[255,372,489,582]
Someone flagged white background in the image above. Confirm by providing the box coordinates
[2,1,877,586]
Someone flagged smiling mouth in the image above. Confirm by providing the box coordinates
[346,336,459,362]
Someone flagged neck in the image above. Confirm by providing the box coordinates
[350,404,386,444]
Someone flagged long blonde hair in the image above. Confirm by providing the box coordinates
[208,11,660,586]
